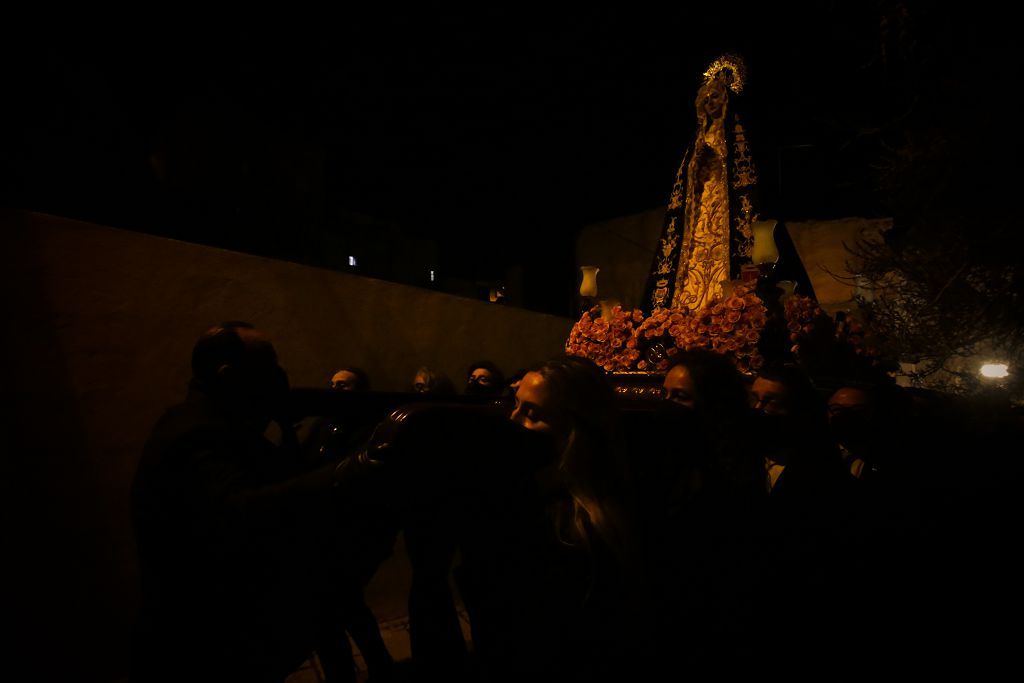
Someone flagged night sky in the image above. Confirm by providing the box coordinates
[2,4,998,315]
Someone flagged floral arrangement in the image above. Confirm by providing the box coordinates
[783,294,829,356]
[783,293,888,373]
[566,281,894,381]
[834,315,878,360]
[662,282,769,374]
[565,282,769,374]
[565,305,643,372]
[632,306,684,372]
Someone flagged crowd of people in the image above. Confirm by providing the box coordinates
[129,322,1023,682]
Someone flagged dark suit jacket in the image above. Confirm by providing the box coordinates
[131,385,341,682]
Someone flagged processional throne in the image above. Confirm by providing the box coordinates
[566,55,865,398]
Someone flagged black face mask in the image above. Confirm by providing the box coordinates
[659,400,696,418]
[829,412,872,449]
[751,411,799,461]
[466,380,499,396]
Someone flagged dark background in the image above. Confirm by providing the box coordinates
[1,4,1001,315]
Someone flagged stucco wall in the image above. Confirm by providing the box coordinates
[575,206,666,310]
[786,217,892,313]
[1,210,571,682]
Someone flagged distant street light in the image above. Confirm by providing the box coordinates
[980,362,1009,379]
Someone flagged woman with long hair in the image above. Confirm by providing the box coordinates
[491,355,640,681]
[510,356,632,560]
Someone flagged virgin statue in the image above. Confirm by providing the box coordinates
[644,55,761,313]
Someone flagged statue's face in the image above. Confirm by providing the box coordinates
[699,79,728,119]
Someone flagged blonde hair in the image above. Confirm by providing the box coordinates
[533,357,631,559]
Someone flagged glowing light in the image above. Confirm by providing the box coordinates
[429,270,436,282]
[579,266,600,298]
[348,256,357,267]
[980,363,1009,379]
[751,220,779,265]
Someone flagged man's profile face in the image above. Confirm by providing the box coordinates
[827,387,871,419]
[330,370,359,391]
[235,328,281,378]
[230,328,289,419]
[413,372,431,393]
[663,365,697,410]
[750,377,790,416]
